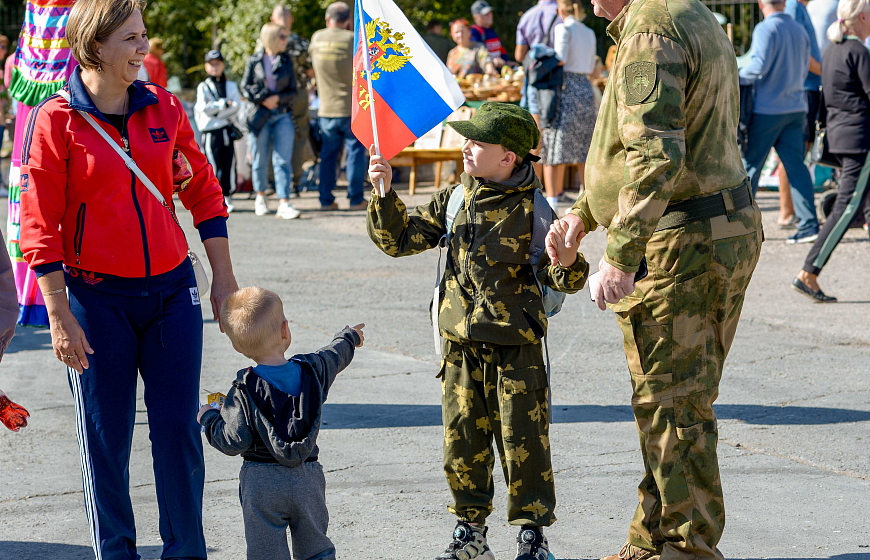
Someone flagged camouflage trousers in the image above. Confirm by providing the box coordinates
[610,206,763,560]
[440,338,556,527]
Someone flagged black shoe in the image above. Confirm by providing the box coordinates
[435,521,496,560]
[792,277,837,303]
[515,526,554,560]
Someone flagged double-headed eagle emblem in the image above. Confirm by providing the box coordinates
[359,18,412,81]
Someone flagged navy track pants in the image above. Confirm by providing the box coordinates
[66,266,206,560]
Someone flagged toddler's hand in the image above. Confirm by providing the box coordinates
[350,323,365,347]
[368,147,392,194]
[546,220,578,267]
[197,404,215,424]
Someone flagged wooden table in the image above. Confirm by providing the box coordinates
[390,148,464,194]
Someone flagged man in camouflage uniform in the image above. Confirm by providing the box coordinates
[367,103,588,560]
[547,0,764,558]
[272,4,314,196]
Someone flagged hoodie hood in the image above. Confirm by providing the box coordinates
[461,161,540,194]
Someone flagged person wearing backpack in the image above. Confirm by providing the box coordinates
[366,102,588,560]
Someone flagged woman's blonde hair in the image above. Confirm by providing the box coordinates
[557,0,586,21]
[260,22,285,54]
[828,0,870,43]
[67,0,147,70]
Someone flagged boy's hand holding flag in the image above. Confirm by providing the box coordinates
[352,0,466,190]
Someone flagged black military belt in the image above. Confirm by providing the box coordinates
[655,180,752,232]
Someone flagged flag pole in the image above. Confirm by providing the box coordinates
[357,0,386,196]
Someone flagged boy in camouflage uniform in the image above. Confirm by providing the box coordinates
[366,103,589,560]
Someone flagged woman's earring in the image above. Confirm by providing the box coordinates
[98,64,102,73]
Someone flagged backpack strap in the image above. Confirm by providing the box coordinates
[433,185,467,355]
[531,188,558,423]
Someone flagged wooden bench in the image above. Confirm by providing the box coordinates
[389,107,474,194]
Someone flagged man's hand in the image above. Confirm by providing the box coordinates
[350,323,365,347]
[545,219,577,267]
[590,257,636,311]
[261,95,280,110]
[546,213,586,266]
[368,148,393,194]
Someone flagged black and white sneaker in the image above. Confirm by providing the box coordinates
[435,521,497,560]
[515,526,555,560]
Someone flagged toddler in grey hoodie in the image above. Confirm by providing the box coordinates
[198,286,364,560]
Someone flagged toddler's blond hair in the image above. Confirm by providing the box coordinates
[221,287,286,361]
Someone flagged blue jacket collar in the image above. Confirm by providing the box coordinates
[66,67,159,122]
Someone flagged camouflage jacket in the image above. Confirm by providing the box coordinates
[367,166,589,346]
[569,0,749,273]
[285,32,312,93]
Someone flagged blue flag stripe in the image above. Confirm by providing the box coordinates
[356,6,456,137]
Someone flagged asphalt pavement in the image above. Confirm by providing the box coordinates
[0,186,867,560]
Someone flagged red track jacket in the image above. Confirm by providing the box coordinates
[20,69,228,280]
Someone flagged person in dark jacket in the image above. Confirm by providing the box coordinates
[793,0,870,302]
[199,287,364,560]
[241,22,300,219]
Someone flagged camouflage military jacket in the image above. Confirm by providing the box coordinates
[285,32,312,91]
[569,0,749,273]
[367,166,589,346]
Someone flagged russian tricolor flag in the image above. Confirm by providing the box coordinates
[351,0,465,160]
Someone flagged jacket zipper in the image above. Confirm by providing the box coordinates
[73,203,86,265]
[129,171,152,295]
[464,183,480,339]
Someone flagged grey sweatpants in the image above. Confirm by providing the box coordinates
[239,460,335,560]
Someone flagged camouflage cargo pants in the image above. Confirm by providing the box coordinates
[610,205,763,560]
[440,339,556,527]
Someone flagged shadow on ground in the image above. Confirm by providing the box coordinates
[321,403,870,429]
[0,542,164,559]
[4,327,52,353]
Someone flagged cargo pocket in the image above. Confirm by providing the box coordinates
[675,418,719,502]
[498,349,549,446]
[673,271,714,386]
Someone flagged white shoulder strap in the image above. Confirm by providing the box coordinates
[56,89,167,207]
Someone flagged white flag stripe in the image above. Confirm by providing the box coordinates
[361,0,465,110]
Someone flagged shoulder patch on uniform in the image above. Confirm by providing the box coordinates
[624,61,657,105]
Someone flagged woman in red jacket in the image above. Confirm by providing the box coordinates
[19,1,238,558]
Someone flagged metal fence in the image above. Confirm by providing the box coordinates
[0,2,25,45]
[704,0,764,55]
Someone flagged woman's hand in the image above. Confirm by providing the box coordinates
[209,269,239,332]
[202,237,238,332]
[261,95,280,110]
[49,307,94,373]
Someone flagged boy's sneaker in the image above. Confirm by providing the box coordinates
[786,230,819,244]
[515,526,555,560]
[435,521,496,560]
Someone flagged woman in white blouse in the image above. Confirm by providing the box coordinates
[540,0,598,210]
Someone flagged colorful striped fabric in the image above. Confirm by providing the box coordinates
[8,0,77,107]
[6,0,78,327]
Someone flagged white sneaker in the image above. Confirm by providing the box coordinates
[255,195,269,216]
[224,196,235,214]
[277,202,301,220]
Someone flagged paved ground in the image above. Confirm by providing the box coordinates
[0,185,868,560]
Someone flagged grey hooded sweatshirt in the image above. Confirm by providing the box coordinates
[199,327,360,467]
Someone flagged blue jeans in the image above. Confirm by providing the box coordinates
[250,111,295,199]
[744,111,819,235]
[318,116,368,206]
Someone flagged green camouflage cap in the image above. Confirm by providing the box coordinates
[447,102,541,161]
